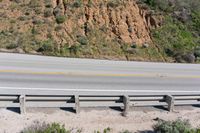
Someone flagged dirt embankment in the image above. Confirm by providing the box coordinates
[0,0,163,61]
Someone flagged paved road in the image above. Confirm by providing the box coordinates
[0,53,200,92]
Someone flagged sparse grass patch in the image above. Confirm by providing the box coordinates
[34,7,43,15]
[18,16,29,21]
[32,17,43,25]
[29,0,41,8]
[55,25,63,31]
[120,130,132,133]
[45,0,53,8]
[94,127,112,133]
[107,0,122,8]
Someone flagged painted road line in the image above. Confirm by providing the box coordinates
[0,69,200,79]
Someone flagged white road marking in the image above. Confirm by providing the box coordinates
[0,87,200,93]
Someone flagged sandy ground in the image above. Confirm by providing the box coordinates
[0,106,200,133]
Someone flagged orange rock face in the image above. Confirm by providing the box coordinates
[0,0,163,60]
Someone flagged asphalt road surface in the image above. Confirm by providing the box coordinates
[0,53,200,92]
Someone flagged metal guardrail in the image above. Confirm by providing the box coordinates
[0,88,200,116]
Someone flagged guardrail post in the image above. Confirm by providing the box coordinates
[75,95,80,114]
[122,95,130,117]
[166,95,174,112]
[19,95,26,114]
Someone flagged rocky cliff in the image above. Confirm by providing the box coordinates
[0,0,163,61]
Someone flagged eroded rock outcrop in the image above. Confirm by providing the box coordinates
[0,0,162,60]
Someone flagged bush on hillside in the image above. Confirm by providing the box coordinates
[73,0,82,8]
[77,36,88,45]
[44,8,53,17]
[194,47,200,57]
[37,39,55,55]
[56,15,66,24]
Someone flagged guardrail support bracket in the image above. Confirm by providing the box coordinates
[19,95,26,114]
[122,95,130,117]
[166,95,174,112]
[75,95,80,114]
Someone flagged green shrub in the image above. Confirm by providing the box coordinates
[21,121,69,133]
[103,127,111,133]
[131,42,137,48]
[6,43,18,49]
[77,36,88,45]
[145,0,155,6]
[154,119,193,133]
[73,0,82,8]
[56,15,66,24]
[194,47,200,57]
[192,11,200,33]
[144,0,170,10]
[42,123,67,133]
[153,119,200,133]
[69,45,80,55]
[37,39,54,54]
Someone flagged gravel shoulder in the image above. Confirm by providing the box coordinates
[0,106,200,133]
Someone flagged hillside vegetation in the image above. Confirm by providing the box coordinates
[143,0,200,63]
[0,0,199,63]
